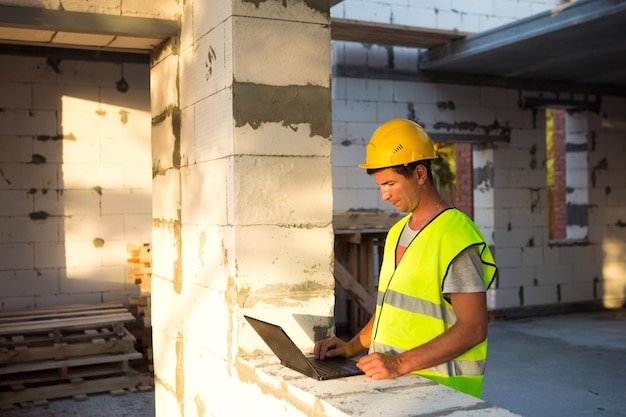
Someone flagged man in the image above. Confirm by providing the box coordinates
[315,119,496,398]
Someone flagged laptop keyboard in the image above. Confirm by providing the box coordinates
[309,359,345,377]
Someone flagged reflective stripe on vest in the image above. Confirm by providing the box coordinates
[376,289,457,326]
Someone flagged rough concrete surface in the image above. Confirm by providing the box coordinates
[1,308,624,417]
[482,308,626,417]
[0,390,155,417]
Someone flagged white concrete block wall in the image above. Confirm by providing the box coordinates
[589,97,626,308]
[229,0,334,337]
[149,30,185,412]
[151,1,335,416]
[331,0,561,32]
[0,54,151,309]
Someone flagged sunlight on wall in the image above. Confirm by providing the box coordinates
[602,237,626,309]
[60,95,152,292]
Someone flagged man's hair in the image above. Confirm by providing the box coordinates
[367,160,434,182]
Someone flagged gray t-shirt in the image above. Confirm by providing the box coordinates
[398,223,486,300]
[443,246,486,295]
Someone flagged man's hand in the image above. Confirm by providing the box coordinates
[357,352,404,380]
[314,315,374,360]
[314,337,348,360]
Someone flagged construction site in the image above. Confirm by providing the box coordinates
[0,0,625,416]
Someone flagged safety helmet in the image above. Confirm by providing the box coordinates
[358,119,437,169]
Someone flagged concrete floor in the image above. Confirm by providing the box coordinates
[482,308,626,417]
[0,389,155,417]
[2,308,624,417]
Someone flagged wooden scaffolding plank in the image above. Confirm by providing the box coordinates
[0,307,131,325]
[330,18,470,49]
[0,303,125,319]
[0,312,136,336]
[0,328,137,365]
[0,361,136,388]
[333,259,375,315]
[0,372,153,406]
[0,327,124,349]
[334,211,401,232]
[0,352,143,376]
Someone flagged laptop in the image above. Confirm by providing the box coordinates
[244,315,364,381]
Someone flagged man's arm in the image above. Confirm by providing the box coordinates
[356,292,487,380]
[314,314,375,359]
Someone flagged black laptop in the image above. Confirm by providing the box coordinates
[244,315,364,381]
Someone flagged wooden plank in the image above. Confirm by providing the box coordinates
[0,329,137,365]
[0,372,153,406]
[333,259,375,315]
[331,18,471,49]
[0,313,136,336]
[0,352,142,376]
[0,308,131,325]
[0,327,124,348]
[11,335,26,350]
[0,303,124,319]
[334,211,401,231]
[0,363,130,388]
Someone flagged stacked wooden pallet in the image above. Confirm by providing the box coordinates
[126,242,153,372]
[127,242,151,295]
[0,303,151,407]
[127,296,152,373]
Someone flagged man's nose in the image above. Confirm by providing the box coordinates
[380,188,391,201]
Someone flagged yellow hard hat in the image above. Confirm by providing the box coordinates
[358,119,438,169]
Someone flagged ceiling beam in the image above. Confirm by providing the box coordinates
[0,4,178,39]
[0,43,150,63]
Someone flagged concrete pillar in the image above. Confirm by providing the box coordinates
[564,112,589,240]
[473,145,495,245]
[473,144,497,308]
[150,1,332,415]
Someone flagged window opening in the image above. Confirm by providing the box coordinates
[433,142,474,219]
[545,108,589,243]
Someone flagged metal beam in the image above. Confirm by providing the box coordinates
[419,0,626,88]
[333,63,626,97]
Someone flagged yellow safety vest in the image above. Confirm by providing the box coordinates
[371,208,496,397]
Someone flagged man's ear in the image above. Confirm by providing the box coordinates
[414,163,428,183]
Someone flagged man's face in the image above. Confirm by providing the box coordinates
[372,167,421,213]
